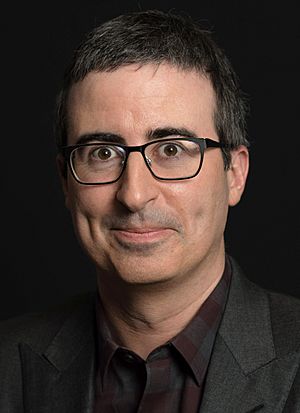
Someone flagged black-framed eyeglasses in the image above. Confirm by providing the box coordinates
[60,137,225,185]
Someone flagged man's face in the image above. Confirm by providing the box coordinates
[60,64,248,287]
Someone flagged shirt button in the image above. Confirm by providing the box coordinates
[123,353,135,363]
[118,349,138,363]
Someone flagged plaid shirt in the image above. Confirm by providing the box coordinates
[94,258,231,412]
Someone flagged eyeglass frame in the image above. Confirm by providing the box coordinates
[60,137,227,185]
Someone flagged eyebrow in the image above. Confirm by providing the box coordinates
[74,127,198,145]
[147,127,197,140]
[75,133,126,145]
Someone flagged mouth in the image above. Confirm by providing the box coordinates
[111,227,175,244]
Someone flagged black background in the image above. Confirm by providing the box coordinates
[1,0,299,320]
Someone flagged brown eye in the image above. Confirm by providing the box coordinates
[95,147,113,160]
[164,144,178,156]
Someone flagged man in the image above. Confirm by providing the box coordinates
[0,9,299,413]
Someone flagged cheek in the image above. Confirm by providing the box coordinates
[69,184,111,214]
[177,168,229,239]
[67,185,112,240]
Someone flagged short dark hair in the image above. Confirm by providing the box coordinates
[55,9,249,167]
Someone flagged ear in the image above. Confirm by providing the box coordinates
[56,153,71,210]
[227,145,249,206]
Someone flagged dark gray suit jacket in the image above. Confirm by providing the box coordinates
[1,257,299,412]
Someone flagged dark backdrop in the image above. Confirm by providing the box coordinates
[1,0,299,320]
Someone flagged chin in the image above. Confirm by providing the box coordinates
[107,255,178,287]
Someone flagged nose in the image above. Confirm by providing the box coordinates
[116,152,159,212]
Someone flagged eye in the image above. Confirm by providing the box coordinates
[89,145,124,162]
[156,142,185,158]
[92,147,115,160]
[162,144,180,157]
[146,139,200,165]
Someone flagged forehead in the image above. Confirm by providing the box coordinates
[67,64,217,143]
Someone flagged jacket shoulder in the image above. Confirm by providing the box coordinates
[267,289,300,355]
[0,292,96,353]
[228,255,300,356]
[0,293,96,412]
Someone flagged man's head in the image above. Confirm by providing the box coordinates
[55,9,249,165]
[56,10,249,290]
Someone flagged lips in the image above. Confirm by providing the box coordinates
[111,227,174,243]
[113,227,167,233]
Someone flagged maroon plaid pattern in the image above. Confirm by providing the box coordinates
[94,258,232,412]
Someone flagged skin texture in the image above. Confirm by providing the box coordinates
[58,64,249,357]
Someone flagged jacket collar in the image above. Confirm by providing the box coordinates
[219,257,276,374]
[200,256,298,413]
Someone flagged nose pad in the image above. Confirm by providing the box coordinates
[145,155,152,167]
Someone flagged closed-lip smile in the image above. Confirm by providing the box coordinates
[111,226,174,243]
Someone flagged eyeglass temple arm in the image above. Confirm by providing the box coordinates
[204,138,226,148]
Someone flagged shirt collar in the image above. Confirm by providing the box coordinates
[94,298,118,386]
[171,257,232,385]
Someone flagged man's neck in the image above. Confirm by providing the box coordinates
[97,251,225,359]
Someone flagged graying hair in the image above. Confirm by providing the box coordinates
[55,9,250,168]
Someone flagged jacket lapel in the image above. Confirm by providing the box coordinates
[200,258,299,413]
[199,334,265,413]
[20,296,96,413]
